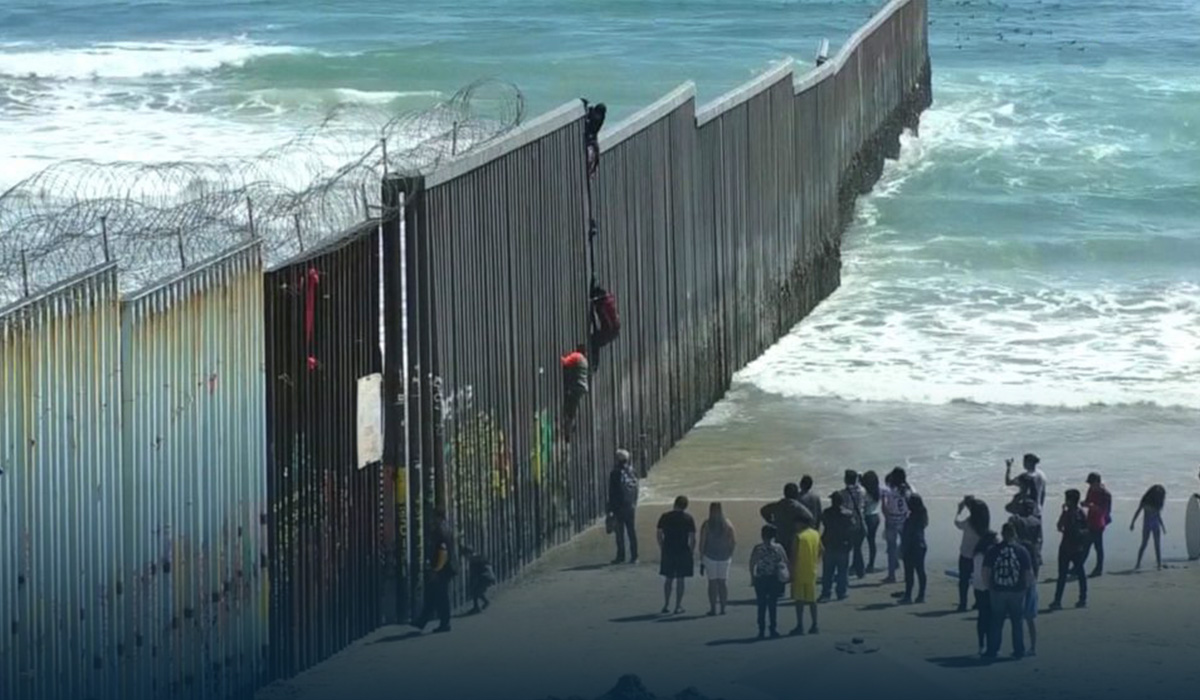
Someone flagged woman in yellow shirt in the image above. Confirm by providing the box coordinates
[791,518,823,635]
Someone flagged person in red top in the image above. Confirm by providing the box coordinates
[1082,472,1112,578]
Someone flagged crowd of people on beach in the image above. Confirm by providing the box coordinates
[605,451,1188,659]
[408,452,1193,649]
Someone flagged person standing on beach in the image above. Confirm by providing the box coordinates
[798,476,823,531]
[760,483,813,565]
[861,471,883,573]
[791,518,822,635]
[840,470,868,579]
[749,525,788,639]
[1049,489,1090,610]
[606,449,640,564]
[954,496,989,612]
[1005,454,1047,517]
[982,523,1034,659]
[1131,484,1167,571]
[881,468,911,583]
[414,507,457,634]
[971,530,1001,656]
[1009,498,1042,656]
[1082,472,1112,577]
[699,502,736,616]
[900,493,929,604]
[819,492,854,602]
[658,496,696,614]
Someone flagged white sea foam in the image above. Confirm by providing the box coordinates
[737,71,1200,413]
[0,39,304,80]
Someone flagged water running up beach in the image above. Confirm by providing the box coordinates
[3,1,1198,505]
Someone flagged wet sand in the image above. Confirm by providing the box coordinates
[257,498,1200,700]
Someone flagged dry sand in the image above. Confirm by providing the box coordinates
[257,496,1200,700]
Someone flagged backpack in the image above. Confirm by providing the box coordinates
[753,544,782,579]
[1068,508,1090,549]
[991,543,1023,589]
[590,284,620,348]
[619,467,638,506]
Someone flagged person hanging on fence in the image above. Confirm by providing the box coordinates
[589,281,621,368]
[561,344,589,440]
[414,507,457,634]
[583,101,607,178]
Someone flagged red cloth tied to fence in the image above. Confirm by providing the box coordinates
[304,267,320,371]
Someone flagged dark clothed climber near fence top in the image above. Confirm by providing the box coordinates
[561,344,589,439]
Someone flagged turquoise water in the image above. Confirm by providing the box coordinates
[2,1,1198,499]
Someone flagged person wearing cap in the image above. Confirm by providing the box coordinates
[606,449,640,564]
[1005,453,1047,517]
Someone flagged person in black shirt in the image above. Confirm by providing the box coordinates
[414,507,457,633]
[658,496,697,615]
[760,483,813,565]
[1050,489,1090,610]
[818,492,853,602]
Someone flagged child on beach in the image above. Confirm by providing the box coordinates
[791,518,822,635]
[1131,484,1167,570]
[749,525,789,639]
[459,546,497,614]
[900,493,929,604]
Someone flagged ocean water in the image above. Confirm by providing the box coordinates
[3,1,1198,505]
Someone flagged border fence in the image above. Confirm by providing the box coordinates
[0,1,931,698]
[402,0,930,614]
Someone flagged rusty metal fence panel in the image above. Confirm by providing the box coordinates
[118,242,267,700]
[263,224,384,681]
[0,266,123,700]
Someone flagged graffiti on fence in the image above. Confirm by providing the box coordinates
[531,409,555,487]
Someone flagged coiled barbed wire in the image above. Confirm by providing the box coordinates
[0,78,525,305]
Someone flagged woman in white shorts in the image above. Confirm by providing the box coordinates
[700,502,737,616]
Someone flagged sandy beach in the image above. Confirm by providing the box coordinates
[256,495,1200,700]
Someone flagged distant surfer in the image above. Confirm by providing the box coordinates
[1005,454,1047,518]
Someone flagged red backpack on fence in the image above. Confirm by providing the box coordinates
[590,284,620,348]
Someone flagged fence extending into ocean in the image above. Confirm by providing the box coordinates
[0,1,931,699]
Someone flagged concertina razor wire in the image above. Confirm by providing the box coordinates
[0,78,526,305]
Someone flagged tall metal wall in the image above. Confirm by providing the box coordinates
[403,0,930,614]
[263,223,386,680]
[0,243,269,700]
[0,266,123,700]
[119,243,268,700]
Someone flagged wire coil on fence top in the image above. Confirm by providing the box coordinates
[0,78,526,306]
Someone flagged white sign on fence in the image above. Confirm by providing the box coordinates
[357,373,383,469]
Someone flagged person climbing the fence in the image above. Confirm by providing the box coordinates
[589,281,621,365]
[606,448,640,564]
[561,344,589,439]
